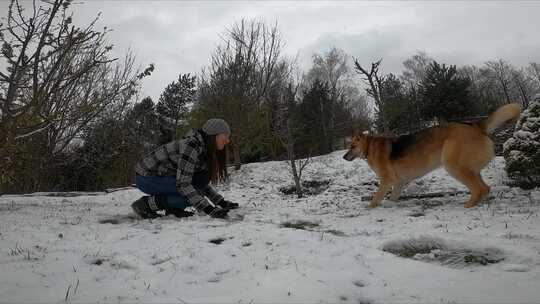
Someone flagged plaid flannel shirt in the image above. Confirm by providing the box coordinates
[135,130,224,211]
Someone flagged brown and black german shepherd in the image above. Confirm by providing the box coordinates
[343,103,522,208]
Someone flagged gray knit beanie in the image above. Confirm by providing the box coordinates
[202,118,231,135]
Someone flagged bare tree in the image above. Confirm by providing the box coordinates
[401,51,433,87]
[0,0,149,191]
[305,48,349,100]
[1,0,145,145]
[354,59,387,132]
[479,60,538,108]
[527,62,540,92]
[484,59,514,104]
[304,47,361,151]
[196,19,284,169]
[511,67,535,108]
[274,77,310,198]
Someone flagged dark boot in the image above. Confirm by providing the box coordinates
[131,196,161,219]
[164,207,194,218]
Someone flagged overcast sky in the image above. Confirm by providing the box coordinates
[3,1,540,100]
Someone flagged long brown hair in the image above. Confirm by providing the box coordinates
[203,132,228,184]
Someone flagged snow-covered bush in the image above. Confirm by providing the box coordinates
[503,95,540,189]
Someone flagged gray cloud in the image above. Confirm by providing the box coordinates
[2,1,540,100]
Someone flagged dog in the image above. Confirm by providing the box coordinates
[343,103,522,208]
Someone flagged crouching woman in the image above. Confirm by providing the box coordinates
[131,118,239,219]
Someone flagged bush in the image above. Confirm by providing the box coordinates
[503,95,540,189]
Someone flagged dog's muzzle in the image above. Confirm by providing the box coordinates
[344,150,367,161]
[343,151,355,161]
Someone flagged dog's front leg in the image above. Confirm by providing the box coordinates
[369,181,392,208]
[389,183,406,201]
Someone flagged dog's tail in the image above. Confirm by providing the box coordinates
[478,103,522,134]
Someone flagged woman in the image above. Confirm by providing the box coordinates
[131,118,239,219]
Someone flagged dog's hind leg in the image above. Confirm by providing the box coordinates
[467,174,490,207]
[442,137,492,208]
[444,166,490,208]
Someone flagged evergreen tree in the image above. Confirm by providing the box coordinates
[55,97,163,191]
[157,74,196,139]
[131,97,158,145]
[378,74,415,134]
[503,94,540,189]
[419,61,479,121]
[297,79,333,155]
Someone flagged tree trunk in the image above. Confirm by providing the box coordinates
[514,76,530,108]
[233,144,241,170]
[285,141,303,198]
[291,158,303,198]
[501,81,512,104]
[320,101,328,154]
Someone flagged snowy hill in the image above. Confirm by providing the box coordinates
[1,151,539,303]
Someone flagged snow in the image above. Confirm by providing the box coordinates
[515,130,536,139]
[501,264,531,272]
[1,151,540,303]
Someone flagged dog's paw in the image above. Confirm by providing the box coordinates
[367,202,379,209]
[380,200,398,208]
[464,202,478,208]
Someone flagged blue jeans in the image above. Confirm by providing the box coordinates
[135,171,209,209]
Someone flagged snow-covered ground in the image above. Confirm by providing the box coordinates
[1,151,539,303]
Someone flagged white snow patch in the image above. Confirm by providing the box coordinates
[501,264,531,272]
[1,153,540,303]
